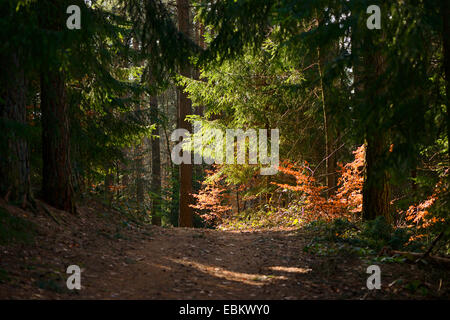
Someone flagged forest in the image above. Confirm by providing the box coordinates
[0,0,449,301]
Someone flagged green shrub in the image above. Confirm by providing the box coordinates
[361,216,393,242]
[303,216,421,259]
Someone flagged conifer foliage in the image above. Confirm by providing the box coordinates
[0,0,448,257]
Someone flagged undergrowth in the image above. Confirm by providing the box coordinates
[0,207,36,245]
[302,217,429,262]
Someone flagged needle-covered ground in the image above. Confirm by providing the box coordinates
[0,200,448,299]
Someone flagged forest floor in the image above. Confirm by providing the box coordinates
[0,199,448,300]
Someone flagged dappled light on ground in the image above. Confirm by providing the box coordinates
[171,258,288,286]
[0,202,448,299]
[267,266,312,274]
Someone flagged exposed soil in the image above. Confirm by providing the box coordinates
[0,200,448,299]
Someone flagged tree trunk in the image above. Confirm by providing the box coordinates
[318,61,337,196]
[131,39,146,213]
[40,71,76,213]
[236,186,240,215]
[317,16,338,197]
[349,2,391,222]
[150,95,162,226]
[177,0,194,227]
[134,143,145,209]
[39,0,75,213]
[362,134,391,222]
[0,52,32,204]
[441,0,450,160]
[360,31,391,223]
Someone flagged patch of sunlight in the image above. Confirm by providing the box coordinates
[148,262,173,271]
[225,226,299,233]
[268,266,312,274]
[170,258,287,286]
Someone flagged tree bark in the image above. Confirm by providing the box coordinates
[0,52,32,204]
[135,143,145,209]
[362,133,391,222]
[150,95,162,226]
[39,0,75,213]
[40,71,76,213]
[131,38,146,212]
[441,0,450,160]
[177,0,194,227]
[350,2,391,222]
[360,32,391,223]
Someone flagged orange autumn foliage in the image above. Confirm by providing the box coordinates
[333,144,365,214]
[402,168,448,231]
[274,145,366,222]
[192,144,447,235]
[191,167,232,225]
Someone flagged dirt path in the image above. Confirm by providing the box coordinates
[0,201,448,299]
[82,227,334,299]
